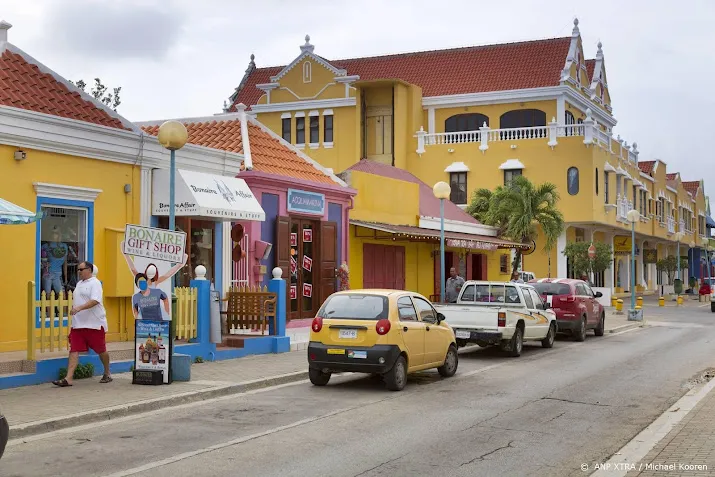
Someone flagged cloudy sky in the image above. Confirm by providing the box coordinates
[3,0,714,201]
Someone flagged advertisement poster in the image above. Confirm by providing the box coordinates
[135,320,171,384]
[121,224,187,322]
[302,255,313,272]
[303,229,312,243]
[290,257,297,274]
[290,233,297,247]
[303,283,312,298]
[290,285,297,300]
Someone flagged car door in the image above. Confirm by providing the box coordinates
[397,296,425,368]
[412,296,444,365]
[519,286,539,338]
[582,284,599,324]
[527,288,550,338]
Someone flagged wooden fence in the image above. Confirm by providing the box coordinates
[222,285,277,335]
[27,281,74,360]
[175,286,198,340]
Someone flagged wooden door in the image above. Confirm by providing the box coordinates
[363,244,405,289]
[319,221,338,306]
[275,216,291,317]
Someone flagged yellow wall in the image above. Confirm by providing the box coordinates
[348,171,419,225]
[0,145,140,352]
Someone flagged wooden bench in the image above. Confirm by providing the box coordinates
[220,285,277,335]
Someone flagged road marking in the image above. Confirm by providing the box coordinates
[591,376,715,477]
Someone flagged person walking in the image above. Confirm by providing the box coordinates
[510,271,524,283]
[53,261,112,387]
[445,267,465,303]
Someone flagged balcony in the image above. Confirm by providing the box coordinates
[616,195,634,222]
[667,217,676,234]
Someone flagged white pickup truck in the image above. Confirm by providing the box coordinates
[433,281,557,357]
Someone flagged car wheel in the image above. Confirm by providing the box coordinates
[594,313,605,337]
[309,367,331,386]
[574,317,587,342]
[456,338,467,348]
[385,355,407,391]
[541,323,556,348]
[507,326,523,357]
[711,301,715,313]
[438,346,459,377]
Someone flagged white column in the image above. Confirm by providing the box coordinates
[557,229,568,277]
[556,95,566,136]
[637,239,646,289]
[140,166,152,226]
[605,233,615,290]
[428,107,435,134]
[222,221,232,295]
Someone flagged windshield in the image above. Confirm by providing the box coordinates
[532,283,571,296]
[316,294,389,320]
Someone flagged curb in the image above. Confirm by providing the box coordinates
[608,321,645,334]
[9,370,308,440]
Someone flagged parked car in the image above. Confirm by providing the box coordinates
[530,278,605,341]
[308,290,458,391]
[433,281,557,357]
[0,404,7,460]
[519,271,536,282]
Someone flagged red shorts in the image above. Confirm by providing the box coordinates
[69,327,107,354]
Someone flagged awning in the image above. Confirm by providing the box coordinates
[152,169,265,221]
[350,220,530,250]
[0,197,43,225]
[707,215,715,228]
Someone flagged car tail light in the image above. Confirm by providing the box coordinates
[311,317,323,332]
[559,295,576,303]
[376,319,391,335]
[497,312,506,327]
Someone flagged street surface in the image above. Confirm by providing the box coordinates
[3,304,715,477]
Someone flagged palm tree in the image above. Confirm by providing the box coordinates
[467,175,565,275]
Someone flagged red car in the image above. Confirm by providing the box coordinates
[529,278,605,341]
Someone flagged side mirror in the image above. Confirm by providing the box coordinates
[595,292,603,298]
[543,302,551,309]
[436,312,445,324]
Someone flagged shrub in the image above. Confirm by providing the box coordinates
[58,362,95,380]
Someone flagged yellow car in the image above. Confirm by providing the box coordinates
[307,290,459,391]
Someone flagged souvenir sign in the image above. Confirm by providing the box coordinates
[302,255,313,272]
[303,283,313,298]
[290,257,297,274]
[303,229,313,243]
[290,233,297,247]
[134,319,171,384]
[290,285,297,300]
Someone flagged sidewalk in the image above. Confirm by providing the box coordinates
[3,315,641,440]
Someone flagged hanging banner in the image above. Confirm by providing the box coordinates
[303,283,313,298]
[290,257,297,274]
[290,285,297,300]
[290,233,298,247]
[302,255,313,272]
[134,320,171,384]
[303,229,313,243]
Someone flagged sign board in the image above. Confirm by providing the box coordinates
[287,189,325,215]
[446,239,498,251]
[644,249,658,264]
[134,319,172,384]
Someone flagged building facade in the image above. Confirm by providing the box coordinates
[227,20,711,295]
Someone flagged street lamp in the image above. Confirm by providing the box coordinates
[433,181,451,303]
[673,231,684,284]
[158,120,188,295]
[626,209,640,316]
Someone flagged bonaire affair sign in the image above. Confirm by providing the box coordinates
[123,224,187,263]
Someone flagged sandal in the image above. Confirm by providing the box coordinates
[99,375,113,383]
[52,378,72,387]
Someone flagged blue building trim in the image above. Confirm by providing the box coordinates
[328,203,343,266]
[34,196,95,328]
[214,222,223,293]
[149,215,159,228]
[260,193,279,287]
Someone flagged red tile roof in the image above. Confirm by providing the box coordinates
[141,117,338,185]
[682,181,700,196]
[666,173,678,181]
[638,161,656,174]
[585,59,596,82]
[231,37,572,109]
[344,160,481,225]
[0,48,130,130]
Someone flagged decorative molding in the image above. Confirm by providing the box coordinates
[419,216,498,237]
[428,108,435,134]
[667,186,678,194]
[250,97,356,114]
[640,171,655,182]
[33,182,102,202]
[499,159,525,170]
[444,162,470,173]
[281,112,291,119]
[309,110,319,116]
[269,40,347,83]
[140,166,152,226]
[277,82,337,101]
[604,161,616,172]
[294,111,305,118]
[324,142,334,149]
[323,109,334,116]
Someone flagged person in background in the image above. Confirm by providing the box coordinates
[52,261,111,387]
[511,271,524,283]
[445,267,465,303]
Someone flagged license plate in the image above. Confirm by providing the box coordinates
[327,349,345,355]
[339,329,358,339]
[455,330,471,339]
[347,350,367,359]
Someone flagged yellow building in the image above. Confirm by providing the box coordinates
[0,21,246,357]
[228,21,710,297]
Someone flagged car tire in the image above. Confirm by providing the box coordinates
[574,316,587,342]
[507,326,523,357]
[541,323,556,348]
[594,313,605,337]
[438,345,459,377]
[309,367,331,386]
[456,338,468,348]
[385,355,407,391]
[711,301,715,313]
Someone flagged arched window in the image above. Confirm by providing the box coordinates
[303,62,312,83]
[499,109,547,139]
[567,167,579,195]
[565,111,575,136]
[445,113,489,133]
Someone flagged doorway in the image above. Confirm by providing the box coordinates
[470,254,487,280]
[158,217,215,287]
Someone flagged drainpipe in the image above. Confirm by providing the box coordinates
[236,103,253,171]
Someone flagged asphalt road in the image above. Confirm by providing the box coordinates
[3,305,715,477]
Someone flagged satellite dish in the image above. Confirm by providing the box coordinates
[231,224,245,242]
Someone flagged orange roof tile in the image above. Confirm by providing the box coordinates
[638,161,655,174]
[231,37,572,109]
[682,181,700,196]
[0,48,130,130]
[141,118,338,185]
[585,59,596,82]
[666,173,678,181]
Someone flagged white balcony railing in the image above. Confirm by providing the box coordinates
[667,217,676,234]
[679,220,686,233]
[616,195,633,221]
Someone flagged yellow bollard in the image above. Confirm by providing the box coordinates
[637,296,643,307]
[611,296,617,307]
[635,305,642,311]
[616,299,623,312]
[677,295,683,305]
[659,296,665,307]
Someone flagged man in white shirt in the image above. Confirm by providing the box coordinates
[52,261,112,387]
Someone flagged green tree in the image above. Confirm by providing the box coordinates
[467,175,565,274]
[69,78,121,111]
[656,256,689,285]
[562,241,613,278]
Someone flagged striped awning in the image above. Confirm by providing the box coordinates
[0,198,43,225]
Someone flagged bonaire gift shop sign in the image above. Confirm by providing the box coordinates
[123,224,186,263]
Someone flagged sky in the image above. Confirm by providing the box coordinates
[3,0,714,204]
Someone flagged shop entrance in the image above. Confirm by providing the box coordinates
[276,217,338,321]
[470,253,487,280]
[158,217,215,287]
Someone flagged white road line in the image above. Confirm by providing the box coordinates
[590,376,715,477]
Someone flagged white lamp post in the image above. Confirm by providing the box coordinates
[433,181,451,303]
[626,209,640,317]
